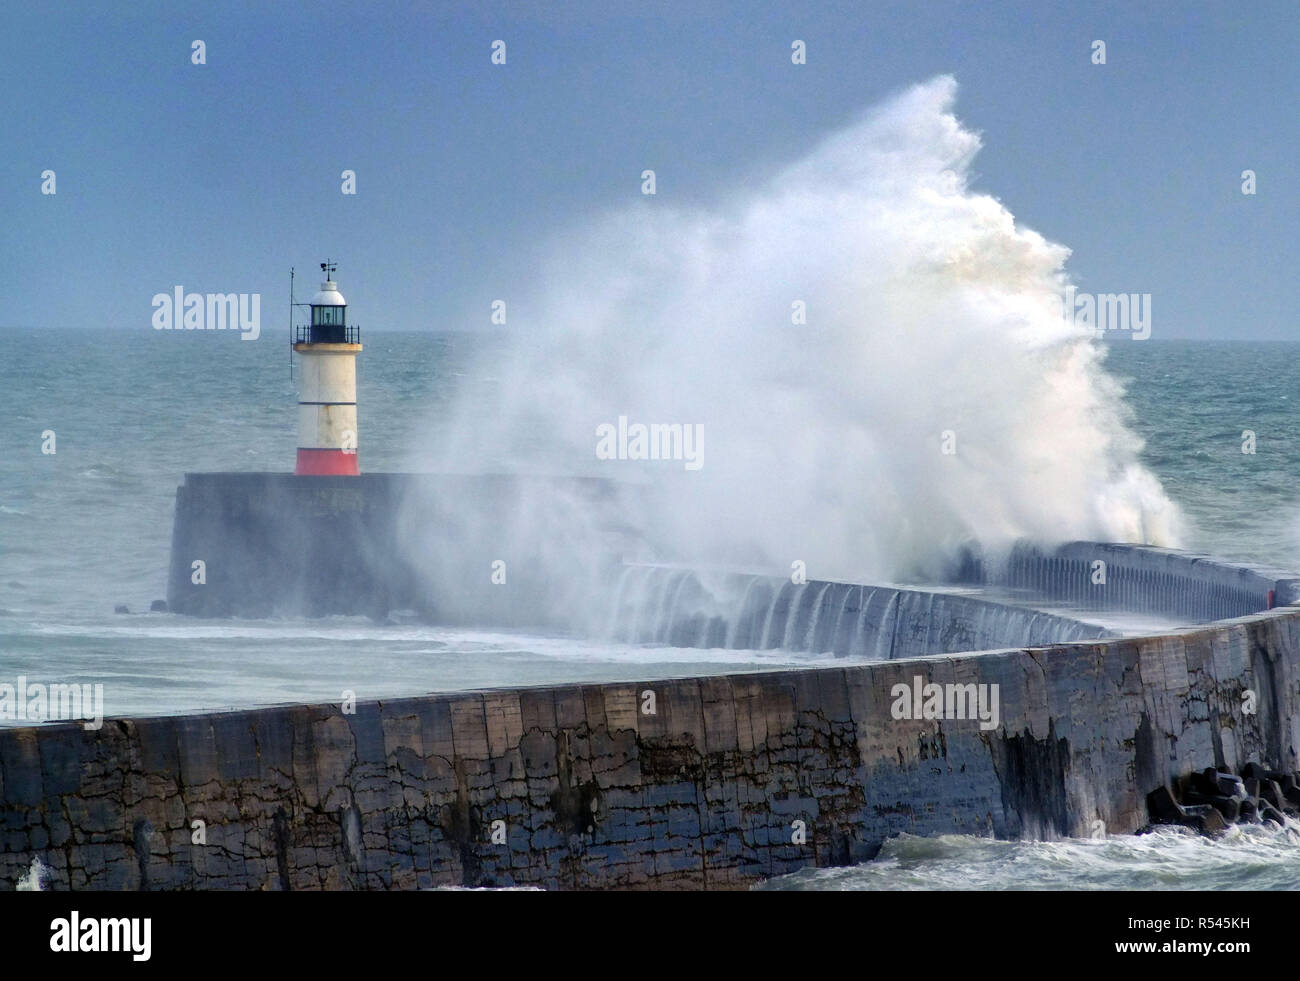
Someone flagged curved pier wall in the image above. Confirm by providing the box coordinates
[984,542,1300,621]
[3,606,1299,890]
[167,474,1300,630]
[610,567,1109,656]
[165,471,1104,653]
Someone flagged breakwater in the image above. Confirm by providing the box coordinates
[8,476,1293,889]
[166,473,1297,631]
[609,565,1109,656]
[3,594,1299,890]
[986,541,1300,621]
[165,472,618,624]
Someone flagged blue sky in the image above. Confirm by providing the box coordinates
[2,0,1296,339]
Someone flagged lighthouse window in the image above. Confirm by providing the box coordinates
[312,306,345,326]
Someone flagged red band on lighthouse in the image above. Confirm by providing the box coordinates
[295,449,360,476]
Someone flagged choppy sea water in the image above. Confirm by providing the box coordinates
[0,328,852,715]
[760,827,1300,891]
[3,328,1300,889]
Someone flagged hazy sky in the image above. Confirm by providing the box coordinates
[3,0,1296,339]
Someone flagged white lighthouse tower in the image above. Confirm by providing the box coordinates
[294,261,362,475]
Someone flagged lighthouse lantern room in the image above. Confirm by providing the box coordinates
[293,261,362,475]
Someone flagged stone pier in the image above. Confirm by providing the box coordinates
[3,604,1298,890]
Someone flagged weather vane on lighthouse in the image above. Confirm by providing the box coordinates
[291,261,362,476]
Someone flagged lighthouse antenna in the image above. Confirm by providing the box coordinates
[289,267,295,380]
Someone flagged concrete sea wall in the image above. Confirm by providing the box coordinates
[12,477,1293,889]
[984,541,1300,620]
[166,471,619,625]
[609,566,1110,656]
[4,605,1300,890]
[167,473,1299,630]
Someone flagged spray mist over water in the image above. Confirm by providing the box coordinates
[404,76,1183,633]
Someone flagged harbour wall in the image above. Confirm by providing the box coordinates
[166,471,621,625]
[163,473,1107,657]
[4,602,1300,890]
[605,565,1111,656]
[988,541,1300,620]
[167,473,1299,628]
[13,475,1289,889]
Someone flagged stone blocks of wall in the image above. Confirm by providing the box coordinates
[3,607,1298,890]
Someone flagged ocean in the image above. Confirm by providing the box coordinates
[2,327,1299,889]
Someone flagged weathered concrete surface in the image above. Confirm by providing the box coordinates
[4,606,1299,890]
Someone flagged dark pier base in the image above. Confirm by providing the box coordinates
[166,472,620,624]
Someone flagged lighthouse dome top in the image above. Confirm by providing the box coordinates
[310,281,347,306]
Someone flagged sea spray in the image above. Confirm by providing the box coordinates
[403,76,1184,636]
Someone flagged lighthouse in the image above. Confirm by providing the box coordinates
[294,262,362,475]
